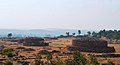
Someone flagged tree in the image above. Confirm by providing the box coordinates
[7,52,13,57]
[73,51,88,65]
[92,31,97,37]
[46,54,53,64]
[3,60,13,65]
[99,29,107,37]
[66,32,70,36]
[72,33,75,36]
[87,31,91,36]
[92,29,120,39]
[2,48,14,57]
[8,33,12,38]
[78,30,81,35]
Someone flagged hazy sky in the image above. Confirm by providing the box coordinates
[0,0,120,30]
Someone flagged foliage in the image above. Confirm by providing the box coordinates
[55,62,66,65]
[7,52,13,57]
[38,51,101,65]
[107,59,115,65]
[88,55,99,65]
[46,54,52,61]
[34,55,44,65]
[3,60,13,65]
[35,59,43,65]
[21,61,29,65]
[87,31,91,36]
[36,55,42,59]
[2,48,14,57]
[72,33,76,36]
[92,29,120,39]
[7,33,12,38]
[73,51,88,65]
[78,30,81,35]
[66,32,70,36]
[65,59,76,65]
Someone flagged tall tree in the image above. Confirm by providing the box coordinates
[92,31,97,37]
[87,31,91,36]
[66,32,70,36]
[78,30,81,35]
[73,51,88,65]
[8,33,12,38]
[72,33,76,36]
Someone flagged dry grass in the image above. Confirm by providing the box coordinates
[108,44,120,53]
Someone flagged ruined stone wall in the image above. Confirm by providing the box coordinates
[68,39,115,53]
[24,37,44,43]
[68,46,115,53]
[23,43,49,46]
[23,37,47,46]
[72,40,107,48]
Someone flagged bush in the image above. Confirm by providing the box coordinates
[2,48,14,57]
[3,60,13,65]
[2,48,14,55]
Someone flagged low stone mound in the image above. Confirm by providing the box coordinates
[68,46,115,53]
[68,37,115,53]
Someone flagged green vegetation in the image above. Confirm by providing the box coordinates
[66,32,70,36]
[2,50,116,65]
[21,61,29,65]
[73,51,88,65]
[78,30,81,35]
[3,60,13,65]
[92,29,120,39]
[7,33,12,38]
[33,51,100,65]
[65,51,99,65]
[107,59,115,65]
[88,55,99,65]
[35,59,41,65]
[2,48,14,57]
[34,55,44,65]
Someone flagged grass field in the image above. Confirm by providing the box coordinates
[108,44,120,53]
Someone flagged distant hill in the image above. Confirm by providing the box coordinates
[0,29,94,37]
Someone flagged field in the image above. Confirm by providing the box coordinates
[108,44,120,53]
[0,38,120,65]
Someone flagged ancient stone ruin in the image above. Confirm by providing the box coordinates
[68,38,115,53]
[23,37,49,46]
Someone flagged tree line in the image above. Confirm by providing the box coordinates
[91,29,120,39]
[65,29,120,40]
